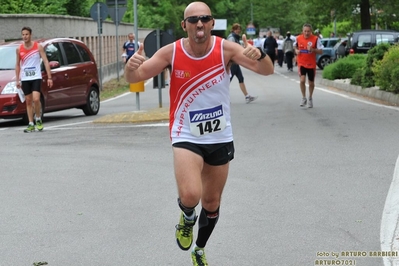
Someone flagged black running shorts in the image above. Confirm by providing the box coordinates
[299,66,316,82]
[21,79,42,95]
[172,141,235,166]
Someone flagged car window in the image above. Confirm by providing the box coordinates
[75,43,91,62]
[376,34,395,44]
[61,42,82,65]
[329,39,338,47]
[0,46,17,69]
[321,40,328,47]
[357,34,372,47]
[45,43,64,65]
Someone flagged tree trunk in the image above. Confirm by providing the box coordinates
[360,0,371,29]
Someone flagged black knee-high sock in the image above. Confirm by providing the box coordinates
[195,207,219,248]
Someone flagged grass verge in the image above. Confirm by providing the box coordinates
[100,75,130,101]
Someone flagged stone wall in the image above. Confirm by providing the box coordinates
[0,14,154,83]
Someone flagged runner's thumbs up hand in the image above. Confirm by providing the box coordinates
[242,34,260,60]
[126,42,145,71]
[242,34,249,48]
[137,42,144,56]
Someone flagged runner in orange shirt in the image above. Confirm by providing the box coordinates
[294,23,323,108]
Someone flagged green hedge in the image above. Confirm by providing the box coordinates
[322,43,399,92]
[322,54,366,80]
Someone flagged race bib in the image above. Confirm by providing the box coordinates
[189,105,226,137]
[24,67,36,77]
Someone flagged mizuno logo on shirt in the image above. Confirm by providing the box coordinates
[190,105,223,122]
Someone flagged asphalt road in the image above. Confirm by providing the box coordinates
[1,65,399,266]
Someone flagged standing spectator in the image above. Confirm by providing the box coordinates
[294,23,323,108]
[253,35,263,48]
[15,26,53,132]
[247,38,254,46]
[283,31,295,71]
[125,2,274,265]
[227,23,258,103]
[288,33,297,67]
[314,29,323,39]
[122,33,140,63]
[276,35,284,67]
[263,30,277,66]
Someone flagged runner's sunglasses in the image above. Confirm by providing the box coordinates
[184,15,213,24]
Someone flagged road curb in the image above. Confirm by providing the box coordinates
[93,107,169,123]
[320,79,399,106]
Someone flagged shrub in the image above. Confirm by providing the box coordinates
[322,54,366,80]
[372,44,399,93]
[350,68,364,85]
[360,43,391,87]
[322,63,334,80]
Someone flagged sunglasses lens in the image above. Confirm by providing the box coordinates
[200,16,212,23]
[186,16,212,24]
[187,17,199,23]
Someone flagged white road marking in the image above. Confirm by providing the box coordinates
[101,92,131,103]
[381,155,399,266]
[101,79,152,103]
[43,122,169,130]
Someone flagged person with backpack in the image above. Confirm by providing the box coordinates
[283,31,295,71]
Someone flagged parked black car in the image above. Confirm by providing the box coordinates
[346,30,399,54]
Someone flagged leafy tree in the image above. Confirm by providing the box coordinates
[0,0,38,13]
[65,0,92,17]
[3,0,399,35]
[0,0,68,14]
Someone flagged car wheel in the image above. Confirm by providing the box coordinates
[21,97,44,124]
[82,86,100,116]
[318,56,331,70]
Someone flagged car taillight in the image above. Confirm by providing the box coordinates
[350,49,354,54]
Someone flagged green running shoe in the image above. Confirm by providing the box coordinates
[175,211,196,250]
[36,119,44,131]
[191,247,208,266]
[23,124,35,133]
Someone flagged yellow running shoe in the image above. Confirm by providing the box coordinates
[191,246,208,266]
[175,211,196,250]
[35,119,44,131]
[23,124,35,133]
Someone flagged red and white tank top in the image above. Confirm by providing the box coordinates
[19,42,42,81]
[169,36,232,144]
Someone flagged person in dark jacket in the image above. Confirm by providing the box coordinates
[263,31,277,66]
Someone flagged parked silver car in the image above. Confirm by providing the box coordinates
[316,38,340,69]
